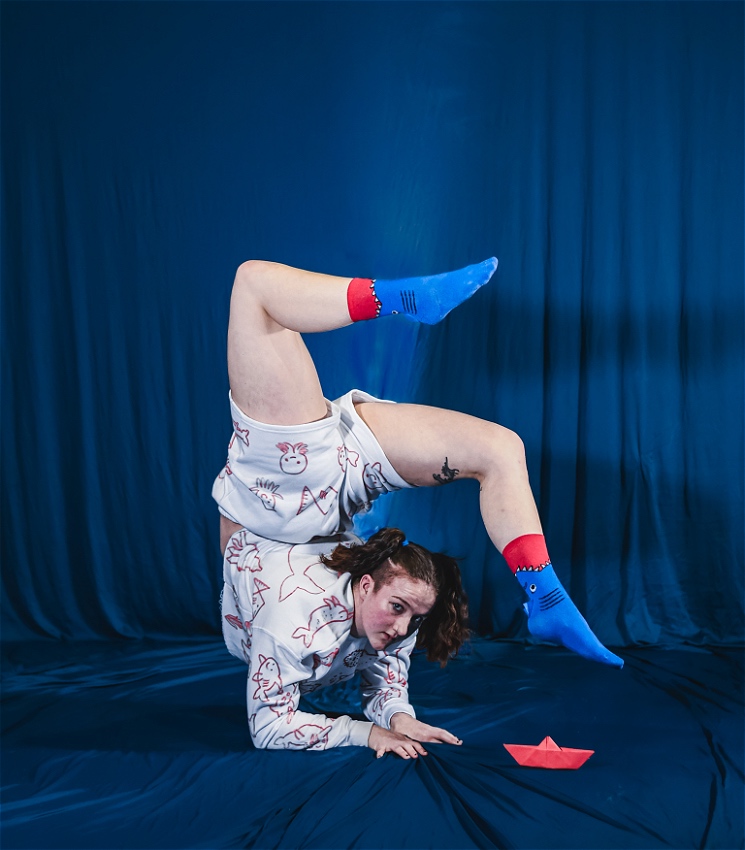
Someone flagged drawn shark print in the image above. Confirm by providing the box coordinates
[382,647,408,686]
[252,578,270,618]
[279,546,325,601]
[312,648,339,669]
[217,457,233,479]
[224,614,248,631]
[269,688,296,723]
[362,462,398,494]
[233,420,250,447]
[277,442,309,475]
[225,532,263,574]
[249,479,283,511]
[343,648,365,668]
[276,723,332,750]
[337,445,360,471]
[297,485,339,517]
[252,654,283,701]
[369,687,402,721]
[291,596,353,648]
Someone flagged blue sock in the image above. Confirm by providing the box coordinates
[347,257,498,324]
[516,565,624,668]
[504,534,623,668]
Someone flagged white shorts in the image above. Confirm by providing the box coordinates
[212,389,412,543]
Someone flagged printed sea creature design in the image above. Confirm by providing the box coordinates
[233,420,250,447]
[343,648,365,668]
[368,687,402,722]
[224,613,250,631]
[250,479,283,512]
[252,654,283,701]
[225,532,263,573]
[297,485,339,517]
[252,578,270,618]
[312,648,339,669]
[362,462,397,494]
[382,647,408,686]
[279,546,326,601]
[291,596,353,648]
[270,688,296,723]
[217,457,233,479]
[277,442,309,475]
[276,723,332,750]
[337,445,360,471]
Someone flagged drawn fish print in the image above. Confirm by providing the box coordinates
[382,647,408,686]
[337,445,360,472]
[252,578,270,618]
[312,648,339,669]
[276,723,332,750]
[279,546,325,601]
[233,420,250,447]
[297,485,339,516]
[343,648,365,668]
[291,596,353,648]
[252,654,283,701]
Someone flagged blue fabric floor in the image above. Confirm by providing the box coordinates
[2,639,743,849]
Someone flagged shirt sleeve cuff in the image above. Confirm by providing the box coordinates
[382,704,415,729]
[345,719,374,748]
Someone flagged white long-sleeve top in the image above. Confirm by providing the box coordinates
[221,531,417,751]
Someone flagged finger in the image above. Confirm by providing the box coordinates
[423,726,462,745]
[411,740,428,757]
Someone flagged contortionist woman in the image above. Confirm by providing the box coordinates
[213,256,624,757]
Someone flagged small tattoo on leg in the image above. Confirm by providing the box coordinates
[433,457,460,485]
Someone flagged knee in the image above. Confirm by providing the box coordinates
[480,424,527,479]
[233,260,271,298]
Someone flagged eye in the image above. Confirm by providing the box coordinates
[391,603,404,613]
[529,584,537,593]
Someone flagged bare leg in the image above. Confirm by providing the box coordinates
[355,402,623,668]
[221,260,621,665]
[227,260,354,426]
[354,403,541,553]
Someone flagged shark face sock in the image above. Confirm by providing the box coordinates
[346,257,498,324]
[502,534,624,668]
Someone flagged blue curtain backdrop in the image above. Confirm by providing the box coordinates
[2,1,743,647]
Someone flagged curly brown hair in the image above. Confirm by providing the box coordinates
[320,527,469,666]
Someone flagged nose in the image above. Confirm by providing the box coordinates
[391,616,411,638]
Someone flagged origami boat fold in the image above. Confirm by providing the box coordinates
[503,736,594,769]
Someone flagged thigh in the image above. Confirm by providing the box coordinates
[354,401,515,486]
[227,268,327,425]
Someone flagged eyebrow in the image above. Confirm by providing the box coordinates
[391,595,432,618]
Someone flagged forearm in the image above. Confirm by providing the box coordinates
[251,704,372,751]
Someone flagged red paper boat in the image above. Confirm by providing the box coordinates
[503,736,594,769]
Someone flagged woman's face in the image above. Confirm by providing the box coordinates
[353,568,436,651]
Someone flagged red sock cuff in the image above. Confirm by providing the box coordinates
[502,534,551,574]
[347,277,381,322]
